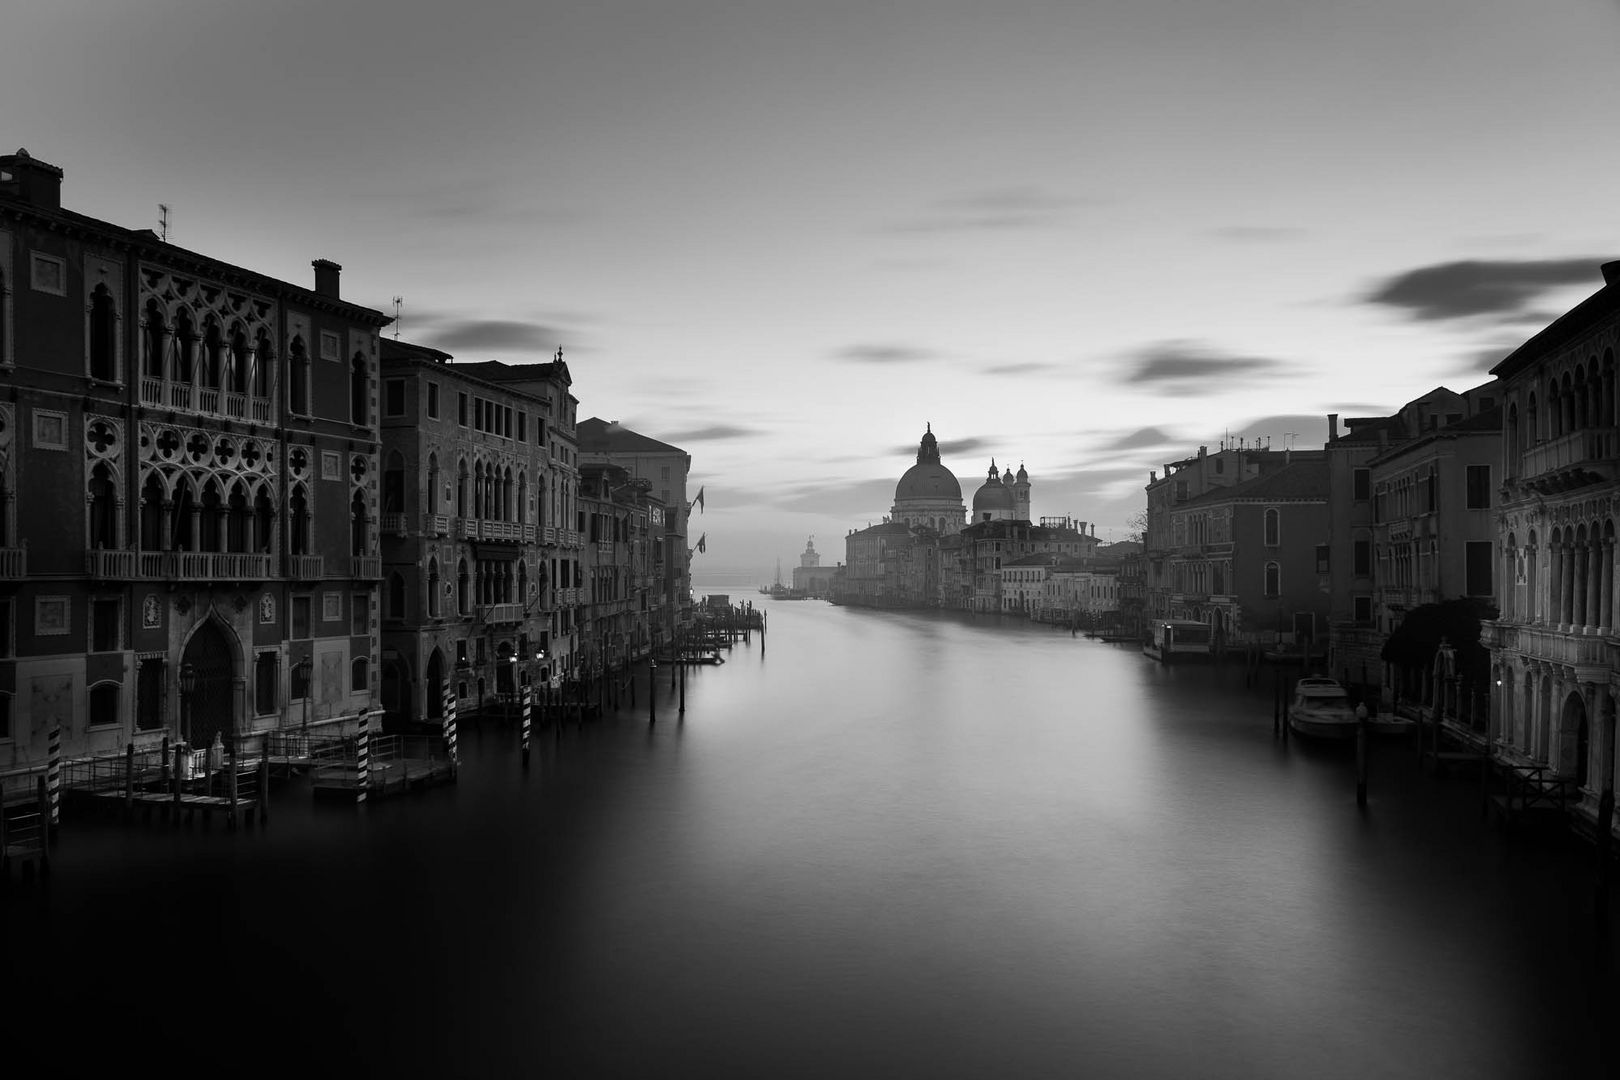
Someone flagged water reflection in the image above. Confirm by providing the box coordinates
[10,595,1616,1078]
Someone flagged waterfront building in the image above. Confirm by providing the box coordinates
[1143,443,1317,633]
[579,463,667,673]
[1160,453,1329,648]
[0,148,390,767]
[956,517,1095,613]
[839,520,917,607]
[1323,387,1500,696]
[377,341,577,723]
[1483,261,1620,826]
[577,418,694,627]
[1001,553,1060,615]
[791,536,839,597]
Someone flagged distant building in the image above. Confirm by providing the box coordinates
[791,536,839,597]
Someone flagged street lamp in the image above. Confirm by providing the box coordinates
[178,661,199,745]
[294,656,313,731]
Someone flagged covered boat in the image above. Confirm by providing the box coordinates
[1287,677,1359,740]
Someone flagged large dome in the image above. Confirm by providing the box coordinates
[972,479,1015,513]
[894,425,962,502]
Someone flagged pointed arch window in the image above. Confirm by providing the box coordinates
[1263,507,1280,547]
[254,486,275,553]
[289,336,310,416]
[140,473,166,551]
[457,558,470,615]
[427,453,440,515]
[427,558,441,618]
[230,329,249,395]
[174,311,197,383]
[288,485,310,556]
[143,301,166,379]
[253,330,274,399]
[88,462,119,550]
[202,318,223,388]
[351,489,368,557]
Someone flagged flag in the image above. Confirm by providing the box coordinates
[696,533,707,554]
[691,486,705,514]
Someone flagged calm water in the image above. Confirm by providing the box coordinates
[13,595,1617,1077]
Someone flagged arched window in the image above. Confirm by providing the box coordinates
[226,480,250,553]
[202,318,223,388]
[517,471,527,525]
[351,656,369,693]
[518,560,528,603]
[254,486,275,553]
[140,473,165,550]
[1264,561,1280,597]
[350,351,368,425]
[1263,508,1279,546]
[383,452,405,514]
[289,336,310,415]
[198,479,224,553]
[288,485,310,556]
[473,461,485,519]
[143,300,166,379]
[255,652,278,715]
[174,310,197,383]
[89,284,117,382]
[456,459,469,517]
[457,558,470,615]
[230,329,249,395]
[88,682,120,729]
[427,453,440,515]
[387,572,406,619]
[253,330,274,398]
[350,489,368,556]
[88,463,119,549]
[427,558,441,618]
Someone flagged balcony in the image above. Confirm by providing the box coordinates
[543,526,559,545]
[0,545,27,579]
[456,518,477,540]
[382,512,408,537]
[140,377,276,426]
[138,551,273,582]
[86,549,137,579]
[1521,427,1620,493]
[478,520,523,543]
[477,602,524,625]
[287,554,324,580]
[351,555,382,580]
[422,513,450,537]
[523,524,536,543]
[1507,624,1611,681]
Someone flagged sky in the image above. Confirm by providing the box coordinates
[8,0,1620,578]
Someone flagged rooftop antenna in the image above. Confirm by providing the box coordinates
[1284,432,1298,450]
[158,204,170,242]
[392,296,403,339]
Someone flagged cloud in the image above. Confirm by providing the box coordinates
[1104,426,1179,451]
[889,435,993,458]
[773,478,898,516]
[983,361,1058,375]
[657,424,758,443]
[835,344,936,364]
[1119,341,1291,395]
[421,318,577,354]
[1211,226,1304,243]
[881,186,1090,234]
[1365,258,1607,321]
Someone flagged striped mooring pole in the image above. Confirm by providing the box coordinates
[444,685,459,767]
[355,709,370,806]
[47,725,62,836]
[521,684,532,768]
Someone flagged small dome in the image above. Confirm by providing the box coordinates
[973,476,1015,513]
[1016,463,1028,482]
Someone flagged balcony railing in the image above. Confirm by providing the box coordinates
[351,556,382,580]
[1522,427,1620,488]
[478,520,523,542]
[132,551,273,581]
[86,549,137,579]
[287,554,325,581]
[523,524,536,543]
[138,377,275,426]
[382,512,408,536]
[423,513,450,536]
[477,602,523,624]
[543,526,559,545]
[0,545,26,579]
[457,519,477,540]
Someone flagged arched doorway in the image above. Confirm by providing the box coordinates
[181,618,236,749]
[382,655,412,722]
[1563,691,1590,785]
[425,648,444,720]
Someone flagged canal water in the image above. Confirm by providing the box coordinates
[12,594,1617,1078]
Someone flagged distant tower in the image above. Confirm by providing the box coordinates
[800,536,820,568]
[1013,462,1031,521]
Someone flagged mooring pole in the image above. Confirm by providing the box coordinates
[521,684,532,770]
[679,660,686,715]
[649,660,658,724]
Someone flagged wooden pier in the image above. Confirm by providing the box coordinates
[310,734,455,801]
[59,743,268,828]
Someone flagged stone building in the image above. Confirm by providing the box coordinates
[377,340,579,724]
[578,463,667,675]
[0,148,389,766]
[578,418,694,625]
[1483,261,1620,826]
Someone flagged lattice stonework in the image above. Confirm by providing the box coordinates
[137,420,280,502]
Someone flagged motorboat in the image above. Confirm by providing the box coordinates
[1287,677,1359,740]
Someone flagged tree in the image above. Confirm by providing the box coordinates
[1125,509,1148,545]
[1380,596,1498,688]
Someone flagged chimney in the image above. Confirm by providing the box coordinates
[1603,261,1620,287]
[0,148,63,210]
[312,259,342,299]
[1327,413,1339,441]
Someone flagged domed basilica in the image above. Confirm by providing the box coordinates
[891,424,966,534]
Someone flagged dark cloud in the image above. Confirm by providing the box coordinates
[984,361,1058,375]
[1105,426,1178,450]
[658,424,758,443]
[773,478,898,516]
[1211,226,1304,242]
[1365,258,1608,321]
[835,344,936,364]
[1120,341,1290,395]
[1229,414,1330,450]
[881,186,1089,234]
[888,435,993,458]
[422,319,576,354]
